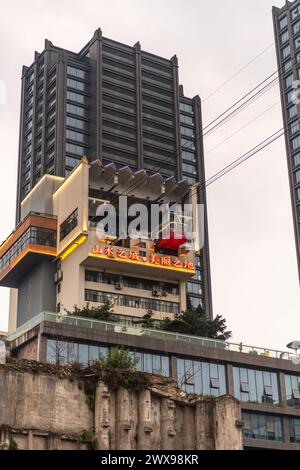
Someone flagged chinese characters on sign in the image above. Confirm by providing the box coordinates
[91,245,195,271]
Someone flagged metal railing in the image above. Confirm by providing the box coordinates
[5,311,297,361]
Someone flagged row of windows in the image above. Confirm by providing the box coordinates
[0,227,56,272]
[85,289,179,314]
[233,367,279,404]
[85,269,179,295]
[242,412,283,442]
[67,65,88,80]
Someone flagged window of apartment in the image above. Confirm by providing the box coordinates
[180,102,193,114]
[242,412,283,442]
[282,44,291,59]
[182,162,197,174]
[187,282,202,295]
[285,374,300,406]
[25,132,32,144]
[24,158,31,169]
[181,126,194,138]
[185,176,197,185]
[294,20,300,35]
[67,66,88,80]
[287,89,296,104]
[66,142,88,156]
[177,358,226,396]
[66,156,80,169]
[133,351,170,377]
[60,208,78,241]
[66,129,87,143]
[66,103,87,118]
[289,418,300,443]
[181,137,195,150]
[279,16,288,31]
[290,120,299,135]
[180,114,194,126]
[47,338,107,366]
[66,116,86,130]
[188,296,203,309]
[284,59,293,73]
[67,78,88,92]
[293,152,300,167]
[182,150,196,163]
[286,74,294,89]
[292,5,300,20]
[281,30,289,44]
[288,105,298,119]
[67,91,86,105]
[233,367,279,404]
[292,135,300,151]
[24,170,30,182]
[295,169,300,183]
[295,36,300,50]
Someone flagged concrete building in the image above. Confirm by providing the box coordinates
[15,31,212,315]
[273,0,300,280]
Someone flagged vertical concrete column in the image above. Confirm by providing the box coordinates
[226,364,235,396]
[170,355,178,381]
[278,372,287,407]
[137,389,153,449]
[115,387,132,450]
[195,400,214,450]
[182,406,196,450]
[161,398,176,450]
[214,396,243,450]
[282,416,290,445]
[95,382,111,450]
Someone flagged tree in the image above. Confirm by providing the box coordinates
[65,302,118,322]
[159,305,232,341]
[132,310,156,329]
[99,347,138,370]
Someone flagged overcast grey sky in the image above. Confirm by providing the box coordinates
[0,0,299,350]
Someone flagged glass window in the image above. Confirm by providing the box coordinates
[284,60,292,73]
[288,105,297,119]
[289,418,300,443]
[242,412,283,441]
[177,358,226,396]
[294,20,300,35]
[182,162,197,174]
[281,30,289,44]
[279,16,288,31]
[290,120,299,135]
[292,135,300,151]
[185,176,197,185]
[60,208,78,241]
[181,137,195,150]
[295,37,300,50]
[67,66,88,80]
[292,5,300,20]
[67,103,87,118]
[233,367,279,404]
[66,116,86,130]
[282,45,291,59]
[293,152,300,167]
[133,351,170,376]
[296,169,300,183]
[181,126,194,137]
[66,142,89,156]
[67,91,86,105]
[66,129,87,143]
[285,74,294,89]
[287,90,295,104]
[182,150,196,163]
[180,102,193,114]
[285,374,300,406]
[67,78,88,92]
[180,114,194,125]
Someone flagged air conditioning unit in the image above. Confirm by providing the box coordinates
[161,291,167,297]
[115,282,122,290]
[54,270,63,284]
[152,290,159,297]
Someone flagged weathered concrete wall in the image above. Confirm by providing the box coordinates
[0,365,243,450]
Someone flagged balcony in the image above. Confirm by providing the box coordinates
[0,213,57,287]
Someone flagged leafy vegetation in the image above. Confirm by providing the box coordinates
[65,303,117,322]
[99,347,138,370]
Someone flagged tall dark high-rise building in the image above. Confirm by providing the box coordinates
[15,29,212,317]
[273,0,300,279]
